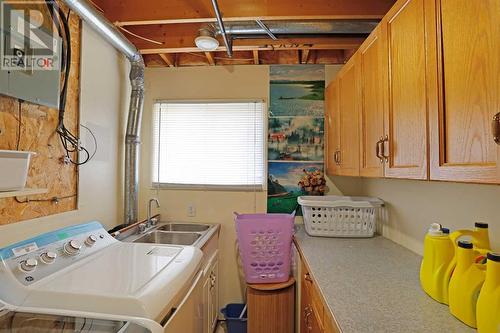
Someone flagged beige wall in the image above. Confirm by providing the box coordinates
[326,68,500,255]
[332,176,500,254]
[139,65,340,305]
[139,66,269,306]
[0,24,127,247]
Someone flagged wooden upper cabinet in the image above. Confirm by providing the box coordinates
[358,24,386,178]
[325,81,340,176]
[326,0,500,183]
[382,0,429,179]
[426,0,500,183]
[337,55,360,176]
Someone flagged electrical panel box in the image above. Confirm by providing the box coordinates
[0,2,62,108]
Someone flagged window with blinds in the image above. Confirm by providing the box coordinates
[152,101,265,189]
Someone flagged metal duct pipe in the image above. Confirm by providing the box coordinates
[215,19,379,36]
[210,0,232,56]
[63,0,145,225]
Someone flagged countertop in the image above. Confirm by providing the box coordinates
[294,226,475,333]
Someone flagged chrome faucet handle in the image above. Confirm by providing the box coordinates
[138,223,147,234]
[150,217,159,226]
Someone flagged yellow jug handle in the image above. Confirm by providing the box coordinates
[475,248,489,256]
[449,230,478,249]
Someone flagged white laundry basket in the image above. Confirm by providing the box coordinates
[298,195,384,238]
[0,150,35,191]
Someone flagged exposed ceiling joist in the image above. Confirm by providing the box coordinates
[92,0,395,23]
[114,15,385,27]
[253,50,259,65]
[92,0,396,67]
[205,52,215,65]
[343,48,356,62]
[159,53,175,67]
[140,42,362,55]
[127,29,365,52]
[301,49,310,64]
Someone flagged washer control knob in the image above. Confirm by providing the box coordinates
[85,235,97,247]
[40,251,57,264]
[19,258,38,272]
[64,240,82,255]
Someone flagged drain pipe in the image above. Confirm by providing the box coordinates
[63,0,144,225]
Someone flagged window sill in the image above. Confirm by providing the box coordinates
[150,183,265,192]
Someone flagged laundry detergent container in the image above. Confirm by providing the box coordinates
[0,150,35,191]
[235,212,294,284]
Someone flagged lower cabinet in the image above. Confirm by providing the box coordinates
[202,252,219,333]
[299,258,340,333]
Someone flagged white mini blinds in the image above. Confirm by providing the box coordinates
[152,101,265,189]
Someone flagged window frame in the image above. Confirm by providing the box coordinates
[150,99,268,192]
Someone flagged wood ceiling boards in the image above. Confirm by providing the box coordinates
[92,0,396,66]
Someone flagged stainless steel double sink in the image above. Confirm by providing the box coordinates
[124,222,217,247]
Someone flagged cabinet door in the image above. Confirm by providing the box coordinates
[383,0,428,179]
[300,265,323,333]
[300,260,310,333]
[325,81,340,176]
[202,275,211,333]
[426,0,500,183]
[208,261,219,332]
[337,56,360,176]
[165,272,204,333]
[203,255,219,333]
[358,24,386,177]
[300,282,311,333]
[308,306,324,333]
[323,311,340,333]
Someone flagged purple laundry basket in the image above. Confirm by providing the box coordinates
[235,212,295,284]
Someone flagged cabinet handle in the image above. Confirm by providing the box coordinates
[334,150,341,165]
[376,137,384,163]
[493,112,500,145]
[304,305,312,331]
[304,273,313,283]
[381,135,389,162]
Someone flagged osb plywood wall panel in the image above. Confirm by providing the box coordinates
[0,6,81,225]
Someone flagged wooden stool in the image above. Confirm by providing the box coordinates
[247,277,295,333]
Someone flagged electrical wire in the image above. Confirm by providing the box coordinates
[14,194,76,204]
[76,317,87,333]
[80,124,98,161]
[45,1,95,166]
[16,100,22,150]
[117,26,163,45]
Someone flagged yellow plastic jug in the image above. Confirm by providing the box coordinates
[420,223,455,304]
[477,252,500,333]
[450,222,491,252]
[448,240,486,328]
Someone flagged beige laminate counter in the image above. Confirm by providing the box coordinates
[294,226,475,333]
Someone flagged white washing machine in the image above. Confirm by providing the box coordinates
[0,299,156,333]
[0,221,204,333]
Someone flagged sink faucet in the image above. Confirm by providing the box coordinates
[147,198,160,227]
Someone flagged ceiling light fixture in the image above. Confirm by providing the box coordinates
[195,27,220,51]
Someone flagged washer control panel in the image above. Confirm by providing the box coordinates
[0,221,116,286]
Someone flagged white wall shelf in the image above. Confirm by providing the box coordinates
[0,188,48,199]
